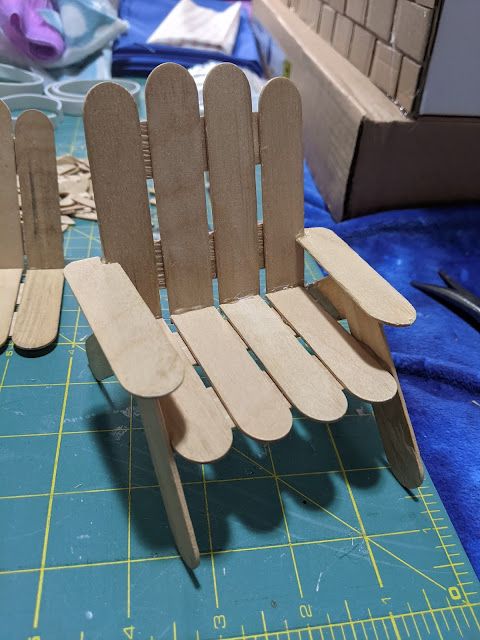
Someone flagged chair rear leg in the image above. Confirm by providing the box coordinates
[136,397,200,569]
[86,333,113,381]
[315,278,424,488]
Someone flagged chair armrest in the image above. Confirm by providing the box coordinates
[298,228,416,326]
[64,257,184,397]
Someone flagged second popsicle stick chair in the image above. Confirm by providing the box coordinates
[65,63,423,569]
[0,103,64,350]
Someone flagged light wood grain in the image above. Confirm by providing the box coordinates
[268,287,397,403]
[140,113,261,179]
[146,64,213,314]
[203,63,259,302]
[173,306,292,441]
[222,295,347,421]
[259,77,304,292]
[15,111,63,269]
[317,276,424,488]
[0,103,23,269]
[136,397,200,569]
[0,269,22,346]
[64,258,183,397]
[298,228,416,326]
[158,319,233,463]
[84,83,161,317]
[13,269,63,349]
[153,223,265,289]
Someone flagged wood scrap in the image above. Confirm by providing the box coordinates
[16,154,98,232]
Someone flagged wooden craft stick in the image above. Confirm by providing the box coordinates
[173,306,292,441]
[84,83,161,317]
[268,286,398,402]
[136,397,200,569]
[12,269,64,349]
[317,276,424,488]
[0,269,22,347]
[298,228,416,326]
[203,64,259,302]
[64,257,184,398]
[0,102,23,269]
[222,295,347,421]
[146,63,213,314]
[15,111,64,269]
[259,77,304,292]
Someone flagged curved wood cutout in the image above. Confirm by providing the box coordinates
[259,77,304,292]
[146,64,213,314]
[15,111,63,269]
[84,83,160,317]
[203,64,259,302]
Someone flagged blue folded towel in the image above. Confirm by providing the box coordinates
[112,0,262,76]
[303,163,480,576]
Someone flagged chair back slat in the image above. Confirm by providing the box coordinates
[15,111,63,269]
[203,64,259,303]
[0,103,23,269]
[84,83,161,318]
[259,78,304,292]
[146,64,213,314]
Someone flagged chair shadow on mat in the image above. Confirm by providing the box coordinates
[88,384,384,577]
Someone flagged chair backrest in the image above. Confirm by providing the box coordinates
[83,63,304,318]
[0,102,63,271]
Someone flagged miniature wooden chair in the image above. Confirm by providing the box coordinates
[0,103,64,349]
[64,63,424,569]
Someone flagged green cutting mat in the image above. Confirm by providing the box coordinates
[0,112,479,640]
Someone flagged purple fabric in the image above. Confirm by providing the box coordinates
[0,0,65,62]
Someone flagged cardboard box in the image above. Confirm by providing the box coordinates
[253,0,480,219]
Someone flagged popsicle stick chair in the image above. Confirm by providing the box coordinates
[65,63,423,569]
[0,103,64,350]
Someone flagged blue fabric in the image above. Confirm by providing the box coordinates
[303,164,480,575]
[112,0,262,76]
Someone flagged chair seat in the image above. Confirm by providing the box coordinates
[221,295,347,422]
[158,320,234,464]
[172,306,293,442]
[268,286,398,403]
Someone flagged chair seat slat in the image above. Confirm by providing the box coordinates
[222,295,347,421]
[158,319,233,464]
[268,286,398,403]
[172,306,292,442]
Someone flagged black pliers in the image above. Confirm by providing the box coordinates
[411,270,480,327]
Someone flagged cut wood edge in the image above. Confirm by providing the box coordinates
[158,319,234,464]
[267,287,398,403]
[298,228,416,326]
[12,269,63,350]
[222,295,347,422]
[137,397,200,569]
[0,269,22,347]
[173,306,293,442]
[65,258,183,397]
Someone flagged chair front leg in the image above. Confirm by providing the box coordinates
[315,278,424,488]
[136,397,200,569]
[86,334,114,381]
